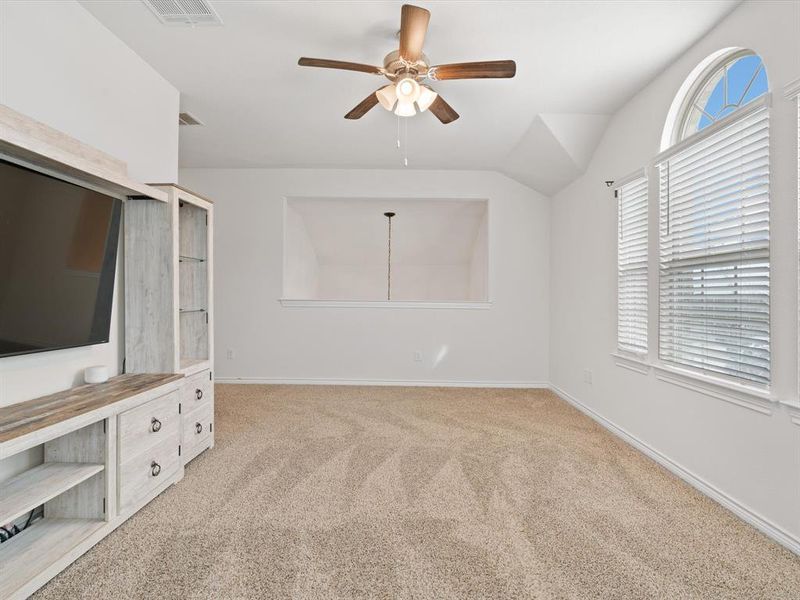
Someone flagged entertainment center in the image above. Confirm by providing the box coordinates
[0,104,214,599]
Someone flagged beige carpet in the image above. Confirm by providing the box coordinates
[36,385,800,599]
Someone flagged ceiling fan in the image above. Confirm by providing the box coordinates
[298,4,516,124]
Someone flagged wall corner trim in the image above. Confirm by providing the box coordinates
[548,384,800,557]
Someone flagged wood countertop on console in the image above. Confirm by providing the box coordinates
[0,373,183,447]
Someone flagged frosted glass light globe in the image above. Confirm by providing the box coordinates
[395,77,420,103]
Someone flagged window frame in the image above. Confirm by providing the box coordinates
[670,48,766,147]
[654,93,771,389]
[785,77,800,402]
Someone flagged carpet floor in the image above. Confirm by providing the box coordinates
[35,385,800,599]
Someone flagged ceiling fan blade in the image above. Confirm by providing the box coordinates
[429,60,517,80]
[428,95,459,124]
[344,92,380,119]
[298,57,383,75]
[399,4,430,63]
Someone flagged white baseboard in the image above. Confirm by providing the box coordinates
[214,377,549,389]
[548,384,800,556]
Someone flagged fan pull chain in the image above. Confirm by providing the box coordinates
[404,117,408,167]
[396,115,401,149]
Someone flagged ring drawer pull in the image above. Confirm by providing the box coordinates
[195,422,203,434]
[195,388,203,400]
[151,461,161,477]
[151,418,162,432]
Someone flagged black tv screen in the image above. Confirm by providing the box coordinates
[0,159,122,358]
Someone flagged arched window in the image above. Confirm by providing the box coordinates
[677,50,767,141]
[656,49,771,386]
[662,48,769,148]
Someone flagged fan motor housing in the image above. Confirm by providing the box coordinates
[383,50,429,80]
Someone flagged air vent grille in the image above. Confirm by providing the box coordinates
[179,112,204,126]
[142,0,222,26]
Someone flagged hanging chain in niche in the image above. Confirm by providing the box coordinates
[384,211,396,300]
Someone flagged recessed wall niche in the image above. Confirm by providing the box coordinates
[283,197,488,302]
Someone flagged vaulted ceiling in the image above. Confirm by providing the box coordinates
[80,0,739,196]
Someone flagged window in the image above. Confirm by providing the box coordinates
[617,174,648,355]
[658,93,770,385]
[677,50,768,143]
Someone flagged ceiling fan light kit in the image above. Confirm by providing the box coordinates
[297,4,516,125]
[376,85,398,111]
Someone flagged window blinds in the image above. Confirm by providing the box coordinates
[658,104,770,385]
[617,176,648,354]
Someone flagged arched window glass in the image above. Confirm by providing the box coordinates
[678,50,768,141]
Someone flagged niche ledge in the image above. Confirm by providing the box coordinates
[279,299,492,310]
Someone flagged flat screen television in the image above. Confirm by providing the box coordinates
[0,159,122,358]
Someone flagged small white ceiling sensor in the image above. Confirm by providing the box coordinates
[142,0,223,26]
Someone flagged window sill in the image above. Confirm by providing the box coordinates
[279,299,492,310]
[652,364,774,416]
[611,352,650,375]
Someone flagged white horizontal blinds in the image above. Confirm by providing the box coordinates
[658,105,770,385]
[617,176,648,354]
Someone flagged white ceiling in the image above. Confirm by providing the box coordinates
[289,197,486,267]
[80,0,739,195]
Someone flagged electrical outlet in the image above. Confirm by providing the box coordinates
[226,349,235,360]
[413,351,423,362]
[583,369,593,384]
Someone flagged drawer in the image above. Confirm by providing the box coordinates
[182,402,213,461]
[182,369,213,410]
[118,433,180,510]
[118,391,180,463]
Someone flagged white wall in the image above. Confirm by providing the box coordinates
[316,264,471,302]
[550,0,800,549]
[0,0,178,477]
[283,204,319,299]
[180,168,550,385]
[0,0,178,183]
[469,213,489,301]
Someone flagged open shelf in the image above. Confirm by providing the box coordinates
[0,518,105,596]
[1,463,104,525]
[179,358,211,376]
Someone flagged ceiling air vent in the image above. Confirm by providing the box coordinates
[142,0,223,26]
[179,112,204,126]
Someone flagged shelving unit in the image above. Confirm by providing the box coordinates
[1,463,104,525]
[0,108,204,600]
[125,184,215,467]
[0,373,184,599]
[2,414,108,598]
[124,184,214,376]
[178,197,210,370]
